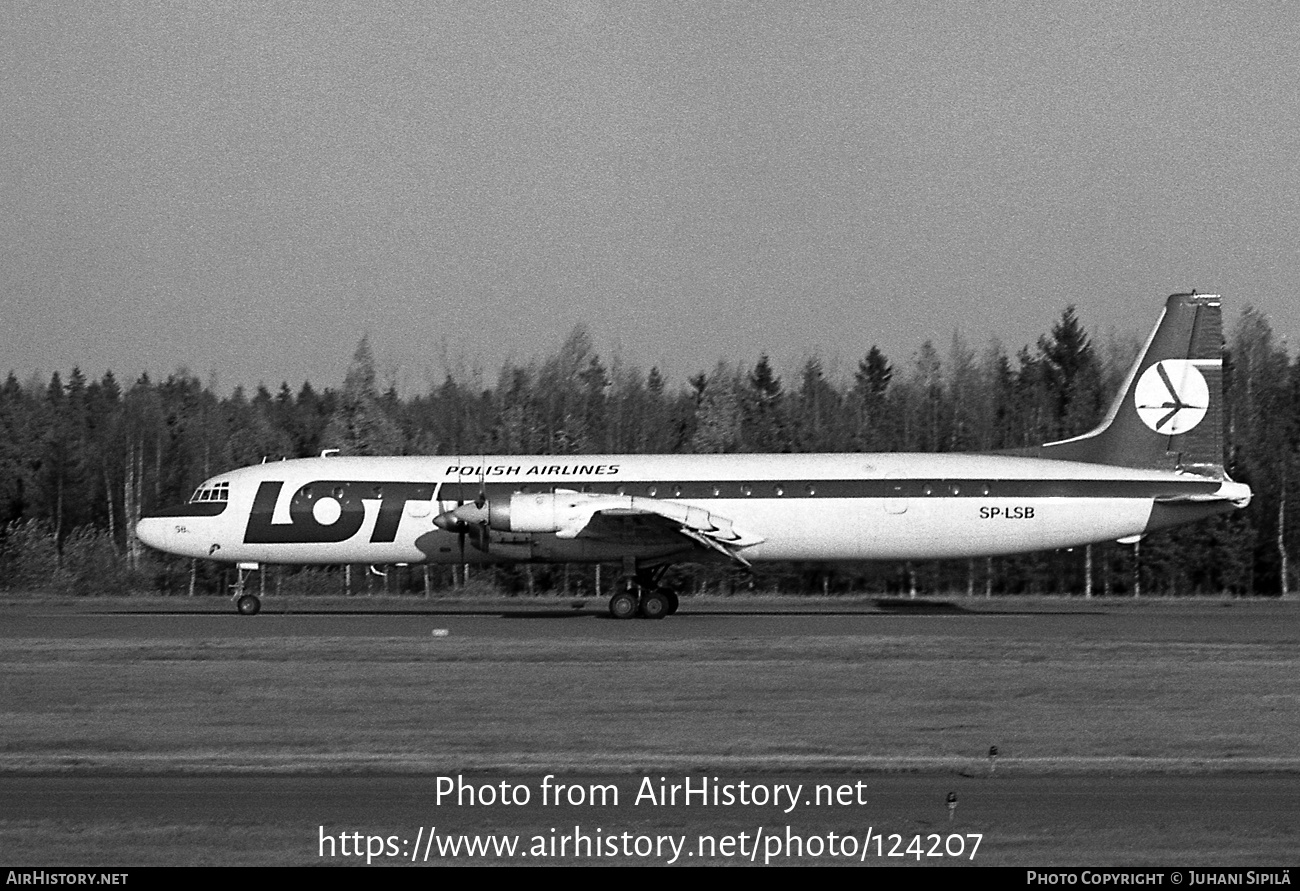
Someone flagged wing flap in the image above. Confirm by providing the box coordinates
[570,497,761,568]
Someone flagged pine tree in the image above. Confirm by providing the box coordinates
[1038,305,1103,440]
[852,346,893,451]
[743,355,787,451]
[0,373,37,523]
[322,336,404,456]
[690,363,743,454]
[794,357,842,451]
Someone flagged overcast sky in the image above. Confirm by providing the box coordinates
[4,1,1299,394]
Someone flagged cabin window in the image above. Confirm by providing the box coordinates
[672,485,682,497]
[951,485,960,495]
[805,483,817,496]
[647,486,658,497]
[332,486,345,500]
[741,484,752,496]
[923,484,933,496]
[712,485,721,497]
[774,485,784,496]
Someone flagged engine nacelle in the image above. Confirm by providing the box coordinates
[492,491,647,537]
[435,491,616,538]
[488,492,571,533]
[431,491,756,546]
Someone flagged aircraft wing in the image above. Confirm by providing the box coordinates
[576,503,762,568]
[435,490,764,568]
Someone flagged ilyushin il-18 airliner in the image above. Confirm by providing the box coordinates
[136,292,1251,618]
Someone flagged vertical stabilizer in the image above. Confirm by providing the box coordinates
[1040,292,1225,473]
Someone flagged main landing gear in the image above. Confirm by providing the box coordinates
[232,562,261,616]
[608,565,680,620]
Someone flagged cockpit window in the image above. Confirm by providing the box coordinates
[189,481,230,503]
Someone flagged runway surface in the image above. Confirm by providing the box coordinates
[3,596,1298,866]
[4,594,1297,643]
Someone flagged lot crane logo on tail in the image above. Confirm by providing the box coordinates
[1133,359,1212,435]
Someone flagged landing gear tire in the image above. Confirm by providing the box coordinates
[236,594,261,616]
[609,591,639,620]
[662,589,679,615]
[639,590,669,620]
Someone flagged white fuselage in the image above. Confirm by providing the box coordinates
[134,452,1248,567]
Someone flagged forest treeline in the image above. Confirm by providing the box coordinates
[1,305,1296,598]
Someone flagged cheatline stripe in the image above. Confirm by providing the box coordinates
[144,476,1224,519]
[460,477,1219,501]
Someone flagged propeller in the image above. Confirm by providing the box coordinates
[432,458,490,561]
[472,463,488,554]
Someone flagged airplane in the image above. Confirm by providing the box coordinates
[135,292,1251,618]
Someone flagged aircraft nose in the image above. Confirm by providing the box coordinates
[134,517,170,552]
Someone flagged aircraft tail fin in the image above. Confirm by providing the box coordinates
[1039,292,1225,474]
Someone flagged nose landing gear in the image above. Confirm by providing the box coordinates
[231,562,261,616]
